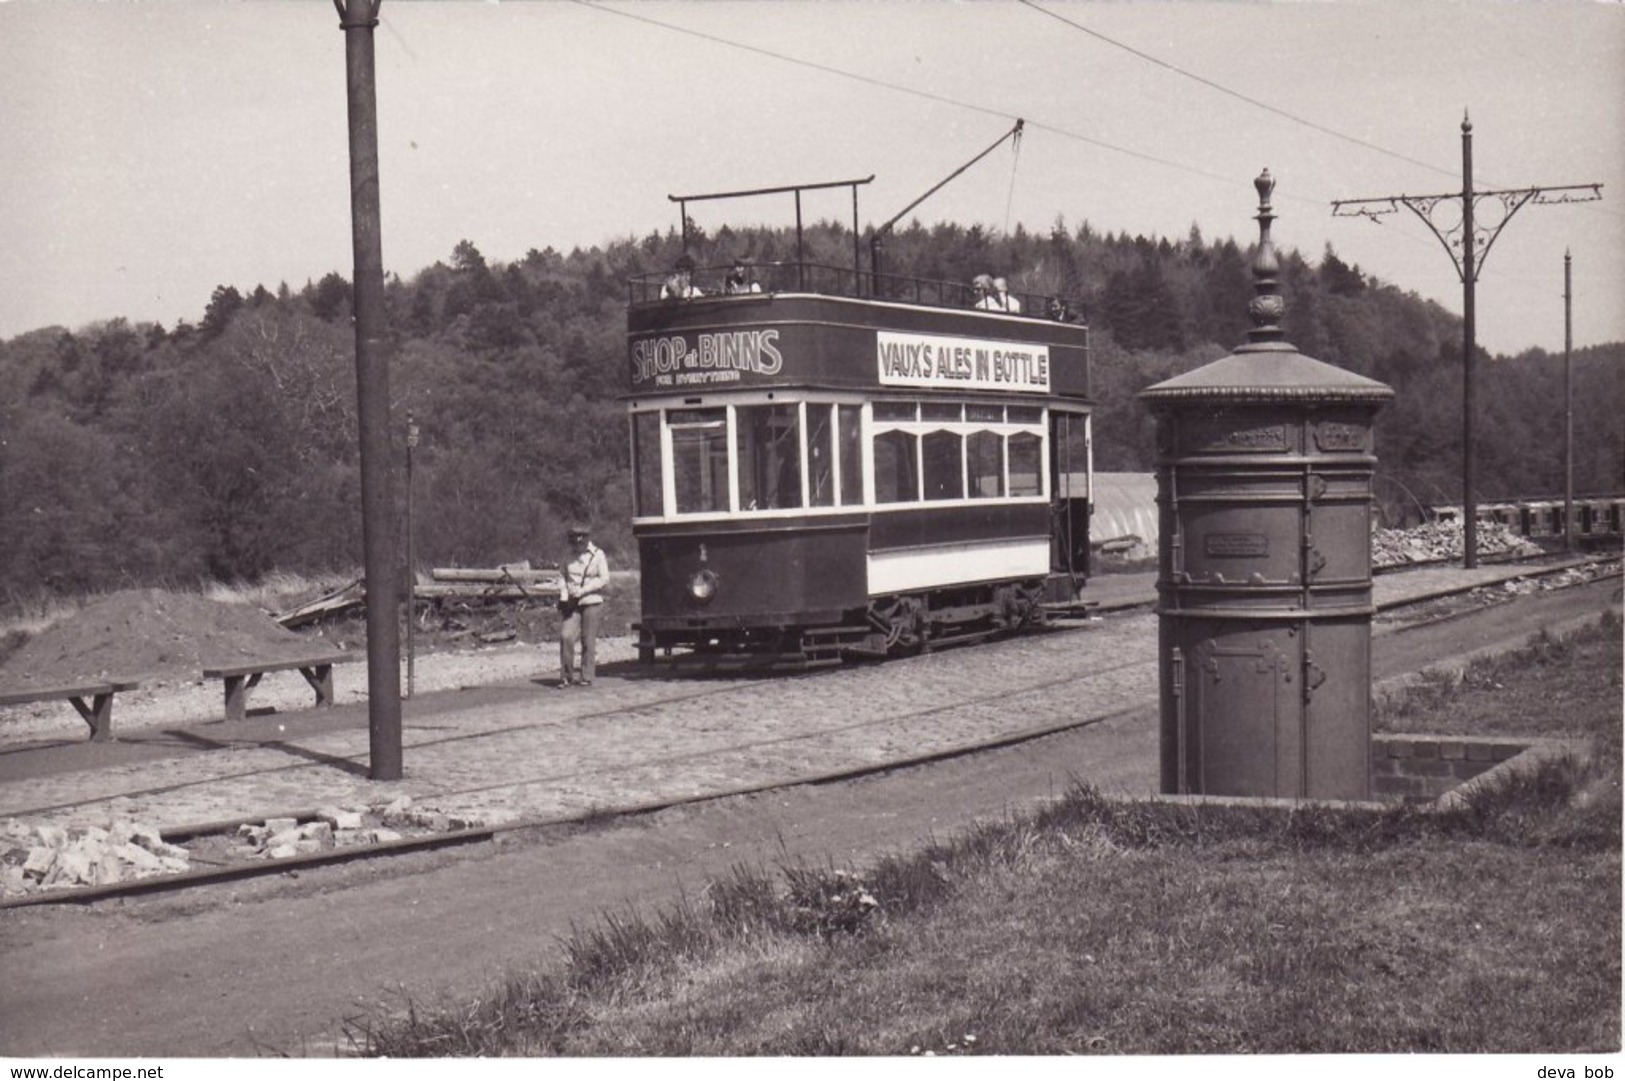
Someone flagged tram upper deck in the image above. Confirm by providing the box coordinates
[625,260,1090,403]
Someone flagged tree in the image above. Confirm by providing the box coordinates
[308,272,352,323]
[452,239,488,276]
[0,211,1616,600]
[1319,243,1366,296]
[0,411,127,592]
[200,285,244,340]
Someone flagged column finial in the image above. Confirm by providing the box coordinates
[1247,169,1285,343]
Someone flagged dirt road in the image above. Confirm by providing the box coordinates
[1,574,1617,1058]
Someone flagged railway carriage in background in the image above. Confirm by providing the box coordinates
[625,228,1093,667]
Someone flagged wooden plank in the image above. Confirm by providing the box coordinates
[431,567,558,583]
[275,595,364,628]
[202,654,355,680]
[205,656,351,722]
[414,583,559,599]
[0,680,139,708]
[273,577,365,627]
[0,680,139,742]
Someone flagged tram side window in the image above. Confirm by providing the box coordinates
[1008,431,1042,497]
[967,430,1005,498]
[873,401,917,422]
[922,430,964,501]
[838,404,862,506]
[1052,411,1089,500]
[670,409,729,514]
[807,405,835,508]
[737,404,802,510]
[873,429,919,504]
[632,411,663,516]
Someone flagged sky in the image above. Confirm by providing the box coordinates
[1,0,1621,357]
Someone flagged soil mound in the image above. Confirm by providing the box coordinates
[0,589,314,689]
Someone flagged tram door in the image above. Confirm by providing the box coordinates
[1049,410,1092,579]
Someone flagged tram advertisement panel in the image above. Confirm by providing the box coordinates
[629,323,1056,394]
[630,328,786,390]
[875,331,1049,394]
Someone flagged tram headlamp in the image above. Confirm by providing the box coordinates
[687,569,719,604]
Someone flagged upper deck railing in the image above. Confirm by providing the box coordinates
[628,260,1085,325]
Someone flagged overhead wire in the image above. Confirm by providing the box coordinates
[571,0,1298,201]
[573,0,1455,265]
[1015,0,1462,182]
[559,1,1625,347]
[1018,0,1618,228]
[566,0,1519,259]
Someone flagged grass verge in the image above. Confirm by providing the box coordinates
[348,613,1622,1057]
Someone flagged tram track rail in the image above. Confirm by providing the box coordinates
[3,556,1616,909]
[2,646,1160,833]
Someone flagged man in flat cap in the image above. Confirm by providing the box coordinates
[557,524,609,688]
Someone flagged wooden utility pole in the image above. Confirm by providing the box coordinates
[1332,114,1601,568]
[335,0,402,780]
[1564,251,1574,553]
[406,411,419,697]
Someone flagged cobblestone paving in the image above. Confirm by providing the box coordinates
[1,620,1152,833]
[0,558,1602,843]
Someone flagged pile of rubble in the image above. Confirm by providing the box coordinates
[276,564,560,629]
[224,795,518,861]
[1372,519,1544,568]
[2,819,190,896]
[0,796,526,900]
[1491,561,1620,596]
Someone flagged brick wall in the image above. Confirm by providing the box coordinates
[1371,734,1531,802]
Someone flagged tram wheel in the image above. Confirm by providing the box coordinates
[869,596,928,656]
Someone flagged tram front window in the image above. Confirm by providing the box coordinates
[807,405,835,508]
[838,404,862,506]
[737,404,802,510]
[670,409,729,514]
[632,411,663,516]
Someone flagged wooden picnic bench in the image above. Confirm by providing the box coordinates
[0,679,141,742]
[201,654,356,723]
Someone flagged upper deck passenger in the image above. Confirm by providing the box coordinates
[661,254,704,299]
[723,261,762,295]
[976,275,1021,313]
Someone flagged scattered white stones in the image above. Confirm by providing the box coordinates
[1,817,190,896]
[2,797,526,898]
[317,805,364,831]
[1372,520,1544,568]
[227,798,517,862]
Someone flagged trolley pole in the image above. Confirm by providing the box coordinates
[1564,251,1574,553]
[1332,113,1601,569]
[336,0,402,780]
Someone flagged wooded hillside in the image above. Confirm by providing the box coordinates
[1,220,1619,598]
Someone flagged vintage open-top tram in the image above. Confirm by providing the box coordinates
[626,181,1093,666]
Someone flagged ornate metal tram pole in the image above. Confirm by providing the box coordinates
[1331,114,1601,568]
[335,0,403,780]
